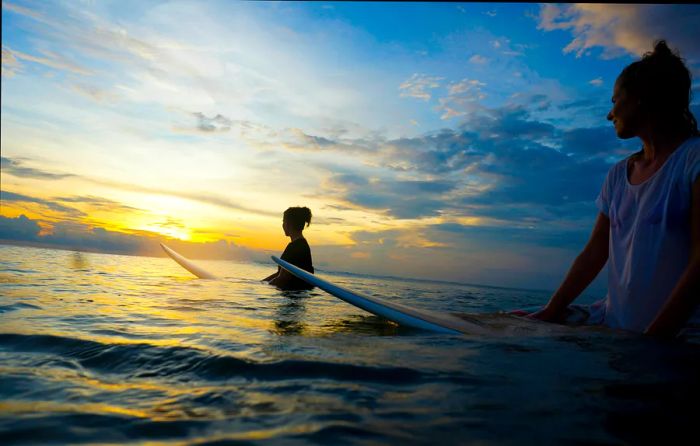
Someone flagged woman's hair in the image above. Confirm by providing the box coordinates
[283,206,312,231]
[618,40,698,136]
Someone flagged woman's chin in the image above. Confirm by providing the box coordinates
[615,128,636,139]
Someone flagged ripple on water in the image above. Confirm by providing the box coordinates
[0,303,41,314]
[0,333,427,385]
[2,245,700,445]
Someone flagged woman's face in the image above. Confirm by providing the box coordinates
[607,78,643,139]
[282,219,289,236]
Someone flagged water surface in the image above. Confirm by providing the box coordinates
[1,245,698,445]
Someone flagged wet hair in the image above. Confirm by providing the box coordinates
[618,40,698,136]
[283,206,312,231]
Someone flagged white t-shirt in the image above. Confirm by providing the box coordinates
[592,136,700,332]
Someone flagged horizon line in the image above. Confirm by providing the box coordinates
[0,239,555,295]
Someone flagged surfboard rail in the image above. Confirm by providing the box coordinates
[272,256,493,335]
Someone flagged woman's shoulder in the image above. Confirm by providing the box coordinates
[605,155,630,183]
[681,136,700,158]
[683,135,700,146]
[290,237,311,249]
[679,136,700,182]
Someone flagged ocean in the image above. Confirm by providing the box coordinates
[1,244,698,445]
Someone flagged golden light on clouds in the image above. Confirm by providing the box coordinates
[133,224,192,242]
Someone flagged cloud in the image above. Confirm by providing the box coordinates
[0,214,258,261]
[193,112,232,132]
[1,157,76,180]
[2,47,22,77]
[1,156,277,218]
[3,0,425,136]
[469,54,488,64]
[171,111,377,156]
[2,1,44,20]
[438,78,487,120]
[0,214,41,241]
[69,83,114,102]
[559,98,602,110]
[559,126,625,157]
[557,97,612,123]
[10,4,165,73]
[281,128,344,152]
[399,74,444,101]
[52,195,141,213]
[323,173,457,219]
[589,77,603,87]
[233,124,377,155]
[1,190,86,217]
[295,100,623,229]
[267,91,622,230]
[2,46,93,76]
[537,4,700,60]
[427,221,590,251]
[311,222,604,292]
[464,104,555,140]
[485,37,528,58]
[85,177,280,218]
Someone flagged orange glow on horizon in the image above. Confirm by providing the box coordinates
[134,224,192,242]
[2,192,391,254]
[0,204,50,223]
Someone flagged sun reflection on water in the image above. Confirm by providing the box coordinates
[3,245,698,444]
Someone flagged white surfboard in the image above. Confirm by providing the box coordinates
[160,243,218,279]
[159,244,560,336]
[272,256,495,335]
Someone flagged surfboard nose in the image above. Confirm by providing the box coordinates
[161,243,218,280]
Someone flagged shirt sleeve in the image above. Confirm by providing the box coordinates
[684,139,700,185]
[595,163,616,216]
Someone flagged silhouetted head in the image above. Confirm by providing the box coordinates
[607,40,698,139]
[282,206,312,235]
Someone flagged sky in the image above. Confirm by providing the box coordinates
[2,2,700,291]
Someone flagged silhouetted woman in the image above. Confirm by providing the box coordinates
[263,206,315,290]
[525,40,699,338]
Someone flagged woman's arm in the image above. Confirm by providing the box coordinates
[529,212,610,322]
[645,176,700,338]
[262,267,280,282]
[268,268,294,288]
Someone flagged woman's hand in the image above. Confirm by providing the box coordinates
[527,305,567,323]
[510,305,566,323]
[643,321,679,339]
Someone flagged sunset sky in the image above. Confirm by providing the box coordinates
[2,2,699,290]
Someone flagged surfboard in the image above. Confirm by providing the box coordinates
[159,243,565,336]
[272,256,496,335]
[160,243,218,279]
